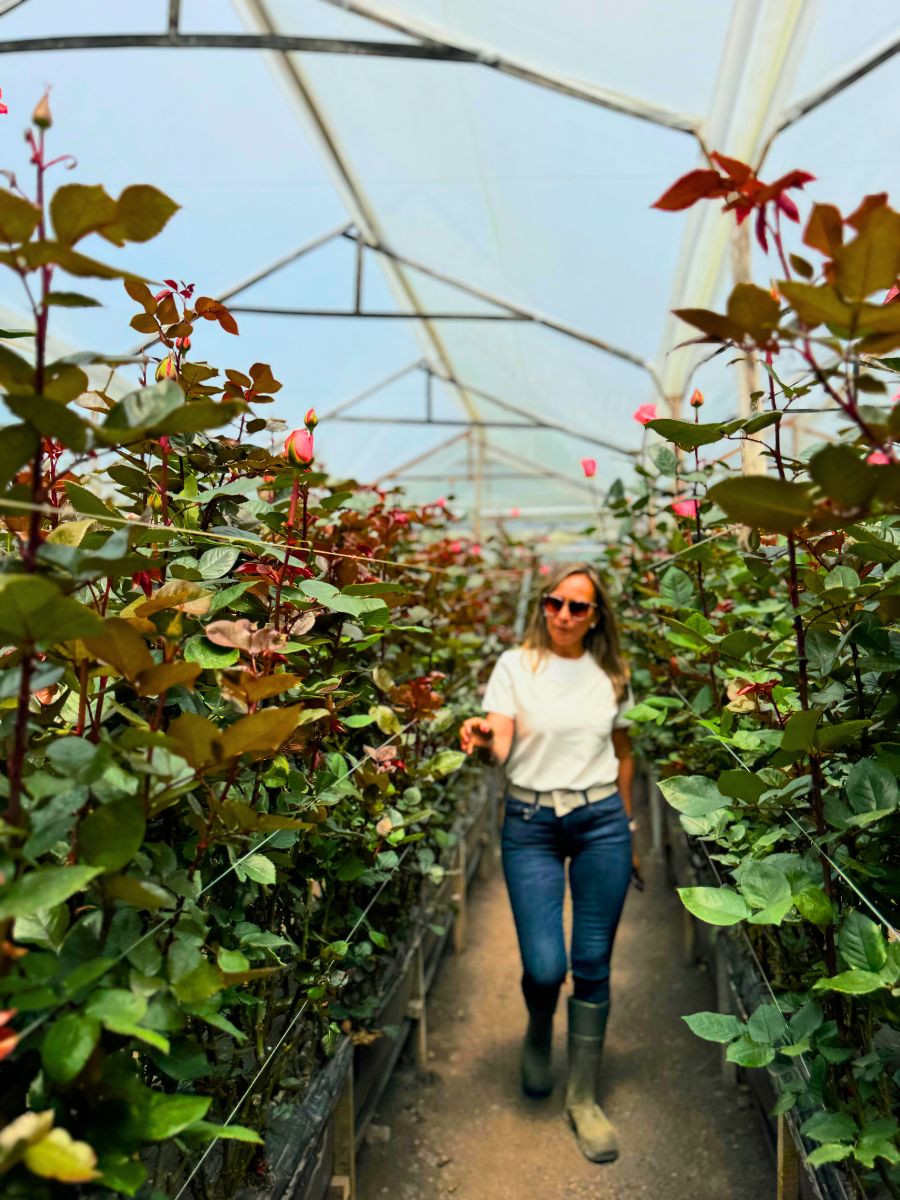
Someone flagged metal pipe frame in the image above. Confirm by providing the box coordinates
[777,29,900,132]
[320,357,636,458]
[131,218,355,355]
[316,0,699,134]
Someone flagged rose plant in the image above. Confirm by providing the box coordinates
[605,159,900,1195]
[0,102,519,1196]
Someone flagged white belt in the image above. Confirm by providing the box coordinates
[506,781,618,818]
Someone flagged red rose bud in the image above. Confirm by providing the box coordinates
[175,336,191,350]
[581,457,597,478]
[284,427,314,466]
[689,389,704,408]
[633,403,657,425]
[155,354,177,382]
[304,407,318,430]
[32,90,52,129]
[0,89,8,118]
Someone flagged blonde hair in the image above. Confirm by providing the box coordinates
[523,562,629,699]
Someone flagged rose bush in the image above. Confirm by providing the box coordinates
[0,103,520,1196]
[607,159,900,1195]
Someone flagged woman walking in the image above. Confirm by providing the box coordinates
[460,562,636,1163]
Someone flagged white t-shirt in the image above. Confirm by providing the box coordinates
[481,646,632,793]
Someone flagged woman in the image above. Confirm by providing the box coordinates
[460,562,636,1164]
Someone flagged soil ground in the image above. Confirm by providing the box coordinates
[357,821,774,1200]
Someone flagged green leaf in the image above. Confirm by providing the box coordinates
[645,418,725,450]
[677,886,751,926]
[13,904,70,952]
[788,999,823,1042]
[197,546,241,580]
[855,1119,900,1169]
[102,184,180,245]
[807,1144,853,1167]
[142,1092,211,1141]
[659,566,695,608]
[80,797,146,873]
[707,477,814,533]
[424,749,466,778]
[794,886,833,927]
[46,290,101,308]
[813,969,886,995]
[50,183,117,244]
[739,862,792,923]
[0,423,39,488]
[814,720,871,753]
[838,909,887,972]
[85,988,148,1031]
[845,759,899,817]
[717,770,767,804]
[104,875,176,910]
[725,1035,774,1067]
[809,444,879,509]
[780,708,821,753]
[746,1003,788,1045]
[659,775,730,818]
[0,189,41,243]
[0,574,104,643]
[801,1110,858,1144]
[239,854,276,886]
[183,635,240,669]
[41,1013,100,1083]
[216,947,251,973]
[103,380,184,434]
[681,1011,743,1043]
[0,865,103,920]
[184,1122,263,1144]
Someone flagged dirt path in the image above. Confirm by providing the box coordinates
[357,829,773,1200]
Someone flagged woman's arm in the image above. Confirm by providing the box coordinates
[460,712,515,765]
[612,728,633,820]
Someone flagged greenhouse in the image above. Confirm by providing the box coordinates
[0,1,898,1197]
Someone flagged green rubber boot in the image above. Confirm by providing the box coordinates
[565,997,619,1163]
[521,1009,554,1098]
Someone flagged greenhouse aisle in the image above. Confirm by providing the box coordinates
[357,824,774,1200]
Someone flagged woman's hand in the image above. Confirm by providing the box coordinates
[460,717,495,757]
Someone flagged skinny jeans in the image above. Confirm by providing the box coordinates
[501,791,632,1014]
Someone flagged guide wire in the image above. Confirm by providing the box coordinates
[0,495,528,580]
[170,839,417,1200]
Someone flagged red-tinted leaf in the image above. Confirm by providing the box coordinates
[846,193,888,231]
[652,170,725,212]
[710,152,753,185]
[777,192,800,222]
[804,204,843,257]
[756,207,769,253]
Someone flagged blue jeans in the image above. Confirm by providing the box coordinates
[501,792,632,1014]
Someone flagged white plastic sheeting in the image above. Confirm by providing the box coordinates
[0,0,898,526]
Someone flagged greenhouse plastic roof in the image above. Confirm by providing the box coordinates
[1,0,899,532]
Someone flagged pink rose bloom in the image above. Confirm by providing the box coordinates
[449,540,462,554]
[538,564,550,576]
[867,451,891,465]
[581,457,597,478]
[510,506,521,517]
[884,285,900,304]
[671,498,699,518]
[633,403,657,425]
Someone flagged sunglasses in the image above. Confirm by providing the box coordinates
[541,594,596,619]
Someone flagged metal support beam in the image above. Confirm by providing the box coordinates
[0,31,486,57]
[231,306,533,321]
[167,0,180,38]
[320,357,636,458]
[317,0,700,135]
[342,230,658,381]
[777,29,900,132]
[377,429,470,482]
[131,218,354,355]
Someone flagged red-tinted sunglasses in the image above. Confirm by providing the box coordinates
[541,594,596,619]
